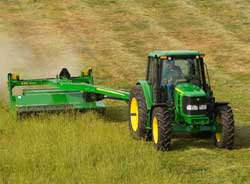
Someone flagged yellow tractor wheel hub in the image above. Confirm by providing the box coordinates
[130,97,139,132]
[153,116,159,144]
[215,115,222,142]
[215,133,222,142]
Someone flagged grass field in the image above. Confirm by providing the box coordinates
[0,0,250,183]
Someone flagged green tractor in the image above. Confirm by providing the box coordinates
[128,50,234,151]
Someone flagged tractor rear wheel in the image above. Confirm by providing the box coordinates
[128,86,148,139]
[152,107,171,151]
[213,105,234,149]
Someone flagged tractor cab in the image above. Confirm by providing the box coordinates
[147,50,212,105]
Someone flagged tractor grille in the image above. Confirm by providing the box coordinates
[182,96,208,115]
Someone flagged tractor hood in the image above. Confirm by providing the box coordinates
[175,83,206,97]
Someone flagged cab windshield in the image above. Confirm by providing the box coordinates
[161,58,202,87]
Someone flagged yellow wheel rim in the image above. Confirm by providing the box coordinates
[130,97,139,132]
[152,116,159,144]
[215,115,222,142]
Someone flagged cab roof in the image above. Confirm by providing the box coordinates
[148,50,204,57]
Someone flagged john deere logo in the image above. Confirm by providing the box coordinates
[196,98,200,102]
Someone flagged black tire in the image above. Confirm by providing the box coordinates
[128,86,148,139]
[152,107,171,151]
[213,105,234,149]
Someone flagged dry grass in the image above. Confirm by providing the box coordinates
[0,0,250,183]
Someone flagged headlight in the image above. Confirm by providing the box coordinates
[186,104,207,111]
[186,105,198,111]
[199,104,207,110]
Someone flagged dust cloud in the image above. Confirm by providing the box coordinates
[0,32,83,101]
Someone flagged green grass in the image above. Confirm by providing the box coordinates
[0,0,250,183]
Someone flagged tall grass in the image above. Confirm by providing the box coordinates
[0,0,250,183]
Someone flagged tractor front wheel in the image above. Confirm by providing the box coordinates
[128,86,148,139]
[152,107,171,151]
[213,105,234,149]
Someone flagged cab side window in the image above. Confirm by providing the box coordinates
[147,57,158,102]
[148,57,155,84]
[147,57,157,85]
[188,59,201,86]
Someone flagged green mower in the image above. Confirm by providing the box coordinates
[8,50,235,151]
[8,68,129,114]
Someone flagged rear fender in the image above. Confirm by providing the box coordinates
[136,80,153,110]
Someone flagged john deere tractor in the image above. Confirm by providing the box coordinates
[128,50,234,151]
